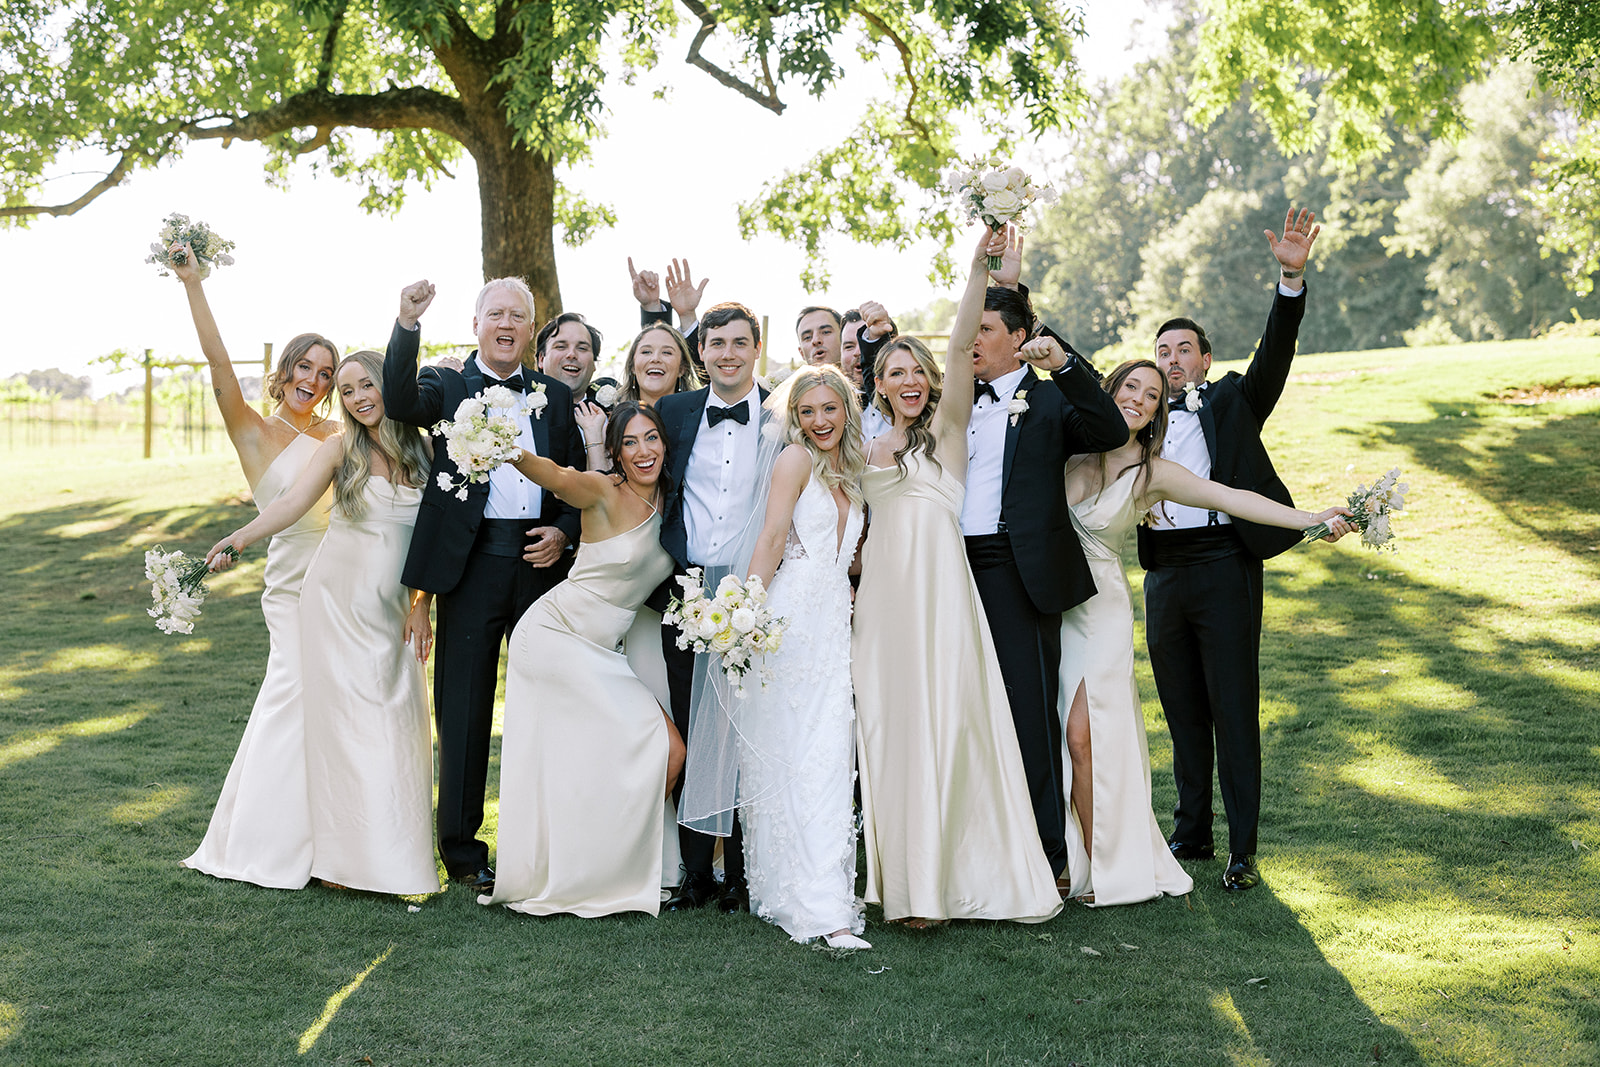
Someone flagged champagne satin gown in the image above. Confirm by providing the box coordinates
[852,454,1063,923]
[483,511,675,917]
[1059,469,1193,905]
[183,433,329,888]
[299,478,440,895]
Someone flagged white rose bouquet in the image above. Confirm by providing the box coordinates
[430,385,526,501]
[1301,467,1408,550]
[663,568,787,698]
[946,156,1058,268]
[145,544,236,634]
[145,213,237,279]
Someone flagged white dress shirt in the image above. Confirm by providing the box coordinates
[861,402,893,444]
[684,385,760,566]
[481,371,544,522]
[961,364,1029,536]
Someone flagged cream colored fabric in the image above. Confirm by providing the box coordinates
[484,513,675,917]
[183,434,330,889]
[623,606,685,890]
[1059,468,1194,906]
[300,479,440,895]
[852,455,1062,924]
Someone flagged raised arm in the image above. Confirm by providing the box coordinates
[931,228,997,439]
[205,436,342,567]
[665,258,708,336]
[1239,206,1320,422]
[382,281,443,428]
[1144,456,1351,537]
[746,446,810,589]
[506,448,613,511]
[171,244,267,447]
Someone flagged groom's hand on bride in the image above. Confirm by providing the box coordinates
[398,280,437,330]
[523,526,569,567]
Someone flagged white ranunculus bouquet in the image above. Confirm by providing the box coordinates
[946,156,1058,268]
[430,384,526,501]
[663,567,787,697]
[1301,467,1408,550]
[145,213,237,279]
[144,544,235,634]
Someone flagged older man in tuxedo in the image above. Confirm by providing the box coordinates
[382,277,583,891]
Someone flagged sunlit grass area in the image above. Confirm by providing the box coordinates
[1,336,1596,1065]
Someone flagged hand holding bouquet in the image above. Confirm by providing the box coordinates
[431,385,528,501]
[145,544,237,634]
[145,213,236,280]
[664,568,786,698]
[946,157,1057,269]
[1302,467,1408,550]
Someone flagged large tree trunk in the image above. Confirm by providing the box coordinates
[473,131,562,320]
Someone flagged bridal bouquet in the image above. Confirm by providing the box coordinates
[144,213,237,279]
[664,569,785,697]
[431,385,525,501]
[1301,467,1408,550]
[145,545,236,634]
[946,156,1058,268]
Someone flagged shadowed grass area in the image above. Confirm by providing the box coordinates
[1,336,1597,1065]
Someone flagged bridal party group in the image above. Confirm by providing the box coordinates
[171,208,1353,953]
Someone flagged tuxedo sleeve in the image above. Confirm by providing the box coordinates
[857,330,890,409]
[382,321,446,427]
[640,304,672,328]
[1050,358,1126,454]
[1236,284,1307,425]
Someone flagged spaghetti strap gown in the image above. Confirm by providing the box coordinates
[851,454,1062,923]
[483,511,676,917]
[299,479,440,895]
[183,433,330,888]
[1058,468,1193,905]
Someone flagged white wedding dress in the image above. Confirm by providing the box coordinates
[738,474,866,942]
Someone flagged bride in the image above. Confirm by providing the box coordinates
[1052,355,1351,905]
[740,364,869,950]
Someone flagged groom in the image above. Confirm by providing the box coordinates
[653,301,770,913]
[1138,207,1323,892]
[383,277,583,891]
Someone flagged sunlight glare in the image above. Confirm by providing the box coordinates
[0,710,148,771]
[297,943,395,1055]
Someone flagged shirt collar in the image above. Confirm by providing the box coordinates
[981,364,1030,403]
[708,383,758,414]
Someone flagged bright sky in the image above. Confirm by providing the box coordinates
[0,1,1165,395]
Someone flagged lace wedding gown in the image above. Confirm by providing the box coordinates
[852,454,1062,923]
[1059,468,1193,905]
[183,434,329,889]
[299,478,440,895]
[483,511,675,917]
[739,474,866,942]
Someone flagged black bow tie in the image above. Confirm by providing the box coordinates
[488,374,526,394]
[707,403,749,427]
[973,381,999,406]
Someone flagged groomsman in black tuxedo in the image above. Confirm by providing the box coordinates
[382,277,583,891]
[1137,207,1323,892]
[651,301,769,913]
[963,229,1128,885]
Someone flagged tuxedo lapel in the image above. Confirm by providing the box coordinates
[671,388,709,489]
[1198,390,1219,470]
[529,373,552,459]
[1000,367,1037,500]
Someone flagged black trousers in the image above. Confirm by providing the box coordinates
[1143,554,1264,857]
[433,545,563,876]
[661,624,744,884]
[968,543,1068,879]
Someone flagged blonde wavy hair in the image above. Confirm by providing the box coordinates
[873,337,944,476]
[332,349,431,519]
[783,364,866,510]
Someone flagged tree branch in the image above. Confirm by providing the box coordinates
[0,149,141,220]
[183,86,472,149]
[856,9,928,141]
[679,0,785,115]
[316,2,348,91]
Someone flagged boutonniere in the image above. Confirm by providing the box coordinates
[1007,389,1029,426]
[593,383,619,410]
[527,381,549,419]
[1182,381,1203,412]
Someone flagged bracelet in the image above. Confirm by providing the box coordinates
[1280,267,1304,280]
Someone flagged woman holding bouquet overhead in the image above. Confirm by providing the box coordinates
[482,402,686,918]
[850,229,1062,926]
[206,349,440,897]
[167,238,340,890]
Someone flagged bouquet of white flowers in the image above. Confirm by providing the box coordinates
[145,213,237,279]
[430,385,528,501]
[946,156,1058,268]
[1301,467,1408,550]
[145,545,236,634]
[663,568,786,698]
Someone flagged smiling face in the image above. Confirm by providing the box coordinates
[630,327,685,404]
[796,310,841,367]
[617,412,666,490]
[336,359,386,429]
[1114,365,1164,435]
[473,284,534,377]
[972,309,1027,383]
[1154,327,1210,391]
[702,320,758,400]
[877,346,930,425]
[539,320,596,394]
[794,382,847,453]
[282,344,337,415]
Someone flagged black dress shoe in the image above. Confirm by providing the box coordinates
[1222,854,1260,892]
[1168,840,1216,861]
[667,871,718,911]
[717,877,749,914]
[454,866,495,892]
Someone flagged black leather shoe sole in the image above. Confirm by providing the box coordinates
[1168,841,1216,861]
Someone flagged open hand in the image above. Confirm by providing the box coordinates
[628,257,662,308]
[403,597,434,663]
[666,258,709,320]
[575,400,609,448]
[399,280,436,329]
[523,526,569,567]
[1264,207,1321,274]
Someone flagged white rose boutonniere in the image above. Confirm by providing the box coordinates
[1183,381,1203,412]
[527,381,549,418]
[1008,389,1030,426]
[594,383,619,409]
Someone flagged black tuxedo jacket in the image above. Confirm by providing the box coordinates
[1136,286,1307,568]
[994,360,1129,615]
[382,321,584,594]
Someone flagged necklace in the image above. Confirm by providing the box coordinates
[271,406,324,435]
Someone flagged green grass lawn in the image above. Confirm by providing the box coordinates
[2,337,1597,1065]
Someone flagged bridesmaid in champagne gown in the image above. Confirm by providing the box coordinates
[852,233,1062,925]
[169,243,339,889]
